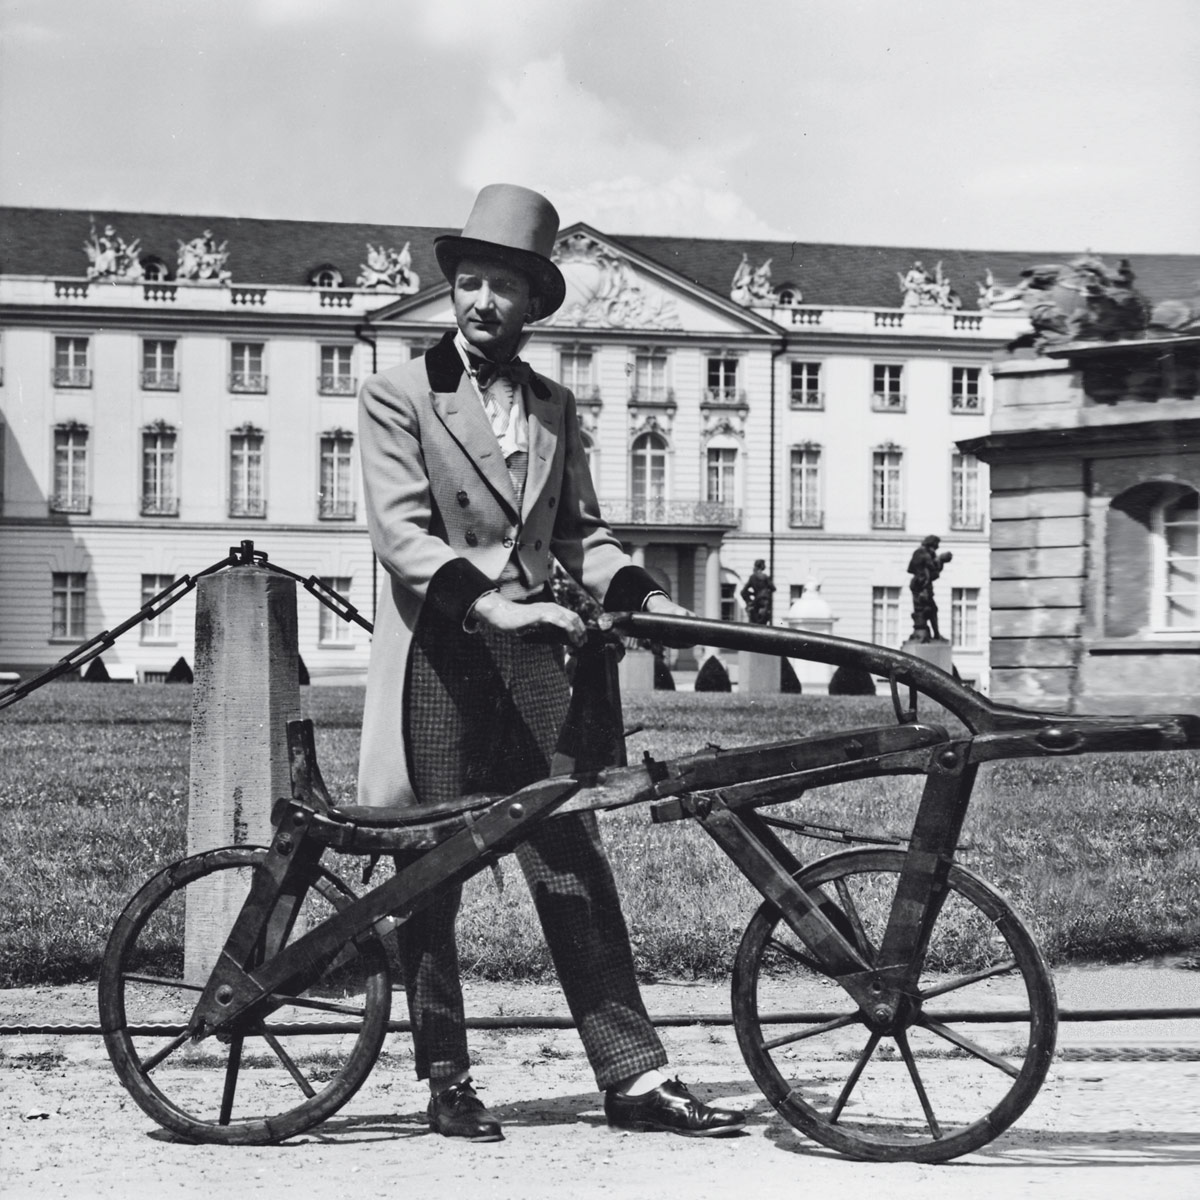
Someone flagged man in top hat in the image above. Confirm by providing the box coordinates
[357,183,745,1143]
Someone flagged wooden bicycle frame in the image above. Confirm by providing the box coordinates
[185,613,1200,1045]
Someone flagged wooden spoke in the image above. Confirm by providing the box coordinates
[895,1029,942,1139]
[919,959,1018,1001]
[832,878,877,961]
[918,1017,1021,1079]
[217,1036,244,1125]
[264,993,369,1018]
[765,935,827,975]
[829,1031,881,1123]
[138,1029,192,1074]
[122,973,206,993]
[761,1010,862,1052]
[260,1029,317,1099]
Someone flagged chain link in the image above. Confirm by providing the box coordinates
[0,540,374,712]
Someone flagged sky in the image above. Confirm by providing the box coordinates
[1,0,1198,254]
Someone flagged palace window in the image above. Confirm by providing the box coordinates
[951,366,983,413]
[319,345,356,395]
[872,363,904,411]
[632,353,670,403]
[140,574,176,641]
[53,336,91,388]
[319,432,355,519]
[229,342,267,393]
[51,572,87,639]
[142,339,179,390]
[951,587,981,648]
[950,452,983,531]
[789,444,823,527]
[871,446,904,529]
[142,426,179,516]
[559,349,595,399]
[705,445,737,506]
[706,357,739,403]
[1156,489,1199,631]
[318,577,354,644]
[790,361,823,409]
[630,431,668,518]
[310,266,342,289]
[52,425,90,513]
[229,428,265,517]
[872,586,902,647]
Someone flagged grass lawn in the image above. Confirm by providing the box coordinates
[1,682,1198,986]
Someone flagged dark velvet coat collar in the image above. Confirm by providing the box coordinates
[423,329,551,400]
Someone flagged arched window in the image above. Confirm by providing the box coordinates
[1155,488,1199,630]
[1106,481,1200,635]
[630,431,668,520]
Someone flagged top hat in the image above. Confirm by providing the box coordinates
[435,183,566,316]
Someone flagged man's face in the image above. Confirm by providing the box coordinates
[452,256,535,360]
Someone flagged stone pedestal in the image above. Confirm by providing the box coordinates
[901,637,955,675]
[737,649,779,694]
[185,567,301,980]
[618,646,656,692]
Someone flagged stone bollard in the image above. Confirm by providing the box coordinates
[185,566,301,981]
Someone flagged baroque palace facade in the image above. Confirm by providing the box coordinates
[2,207,1196,687]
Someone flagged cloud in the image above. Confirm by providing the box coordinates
[412,0,575,52]
[457,55,784,238]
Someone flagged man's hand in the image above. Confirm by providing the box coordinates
[470,592,586,646]
[644,593,694,620]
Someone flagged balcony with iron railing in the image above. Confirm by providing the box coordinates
[141,496,180,517]
[789,390,824,409]
[628,386,675,406]
[871,508,906,530]
[789,506,824,528]
[318,497,357,520]
[229,498,267,518]
[52,366,92,388]
[141,369,180,391]
[871,392,906,412]
[318,373,357,396]
[600,498,740,528]
[703,387,747,406]
[50,493,91,514]
[229,372,268,394]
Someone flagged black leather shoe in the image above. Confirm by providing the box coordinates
[428,1078,504,1142]
[605,1078,746,1137]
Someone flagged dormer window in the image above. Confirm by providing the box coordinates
[141,256,170,282]
[309,265,343,289]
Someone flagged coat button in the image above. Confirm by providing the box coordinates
[502,536,514,548]
[456,490,470,507]
[548,496,556,508]
[534,539,542,550]
[464,529,478,546]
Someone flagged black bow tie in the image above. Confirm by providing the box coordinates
[468,354,532,391]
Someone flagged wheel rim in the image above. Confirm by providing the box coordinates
[732,847,1056,1162]
[99,847,392,1144]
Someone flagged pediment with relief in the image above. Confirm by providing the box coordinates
[546,233,681,330]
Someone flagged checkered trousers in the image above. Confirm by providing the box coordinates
[396,610,666,1090]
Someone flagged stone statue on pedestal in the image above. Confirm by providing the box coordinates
[740,559,776,625]
[906,535,953,642]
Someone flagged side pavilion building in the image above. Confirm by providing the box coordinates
[2,206,1196,686]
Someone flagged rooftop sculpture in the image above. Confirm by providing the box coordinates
[84,220,144,281]
[176,230,231,283]
[357,242,420,293]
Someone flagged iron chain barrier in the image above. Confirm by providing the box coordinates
[0,540,371,712]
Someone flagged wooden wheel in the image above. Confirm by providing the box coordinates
[99,846,392,1144]
[732,847,1056,1162]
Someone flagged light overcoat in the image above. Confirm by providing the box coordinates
[357,332,653,808]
